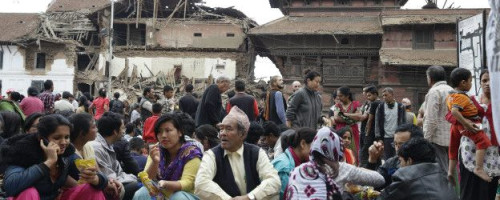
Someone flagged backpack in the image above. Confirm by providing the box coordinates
[110,99,124,114]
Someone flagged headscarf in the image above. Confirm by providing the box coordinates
[159,142,203,181]
[284,127,343,200]
[224,106,250,132]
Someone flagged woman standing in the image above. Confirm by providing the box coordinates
[0,114,105,200]
[333,86,362,155]
[286,70,323,129]
[89,88,109,120]
[133,113,203,199]
[272,127,315,199]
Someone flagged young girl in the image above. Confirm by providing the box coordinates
[338,126,356,165]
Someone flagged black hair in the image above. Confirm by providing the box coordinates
[398,137,436,164]
[114,92,120,99]
[235,80,245,92]
[0,111,23,139]
[10,92,22,102]
[364,85,378,95]
[176,112,195,138]
[44,80,53,90]
[62,91,71,99]
[195,124,220,149]
[185,84,194,93]
[394,123,424,139]
[27,87,39,96]
[78,95,90,113]
[83,92,93,102]
[450,68,472,88]
[331,91,337,99]
[277,124,289,134]
[227,90,236,99]
[24,112,44,133]
[246,122,264,144]
[337,86,354,101]
[129,137,145,152]
[280,129,296,151]
[290,127,315,148]
[143,87,152,96]
[154,113,185,143]
[68,113,93,142]
[152,103,162,114]
[97,112,123,137]
[126,123,135,134]
[304,69,321,84]
[262,121,280,137]
[163,85,173,92]
[98,88,106,98]
[37,114,73,139]
[336,126,353,138]
[426,65,446,83]
[480,70,489,80]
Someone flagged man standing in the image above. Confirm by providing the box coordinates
[374,87,406,159]
[159,85,176,115]
[139,87,154,122]
[19,87,44,116]
[423,65,454,173]
[359,85,382,167]
[110,92,125,115]
[287,81,302,105]
[263,76,287,125]
[54,91,75,112]
[195,106,280,200]
[179,84,198,119]
[195,76,231,127]
[227,80,259,121]
[38,80,55,113]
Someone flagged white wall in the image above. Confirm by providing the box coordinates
[106,55,237,80]
[0,45,75,97]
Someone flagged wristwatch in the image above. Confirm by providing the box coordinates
[247,193,256,200]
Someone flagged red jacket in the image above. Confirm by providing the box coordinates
[143,115,159,143]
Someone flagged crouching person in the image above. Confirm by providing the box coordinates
[133,113,203,199]
[195,106,281,200]
[0,114,105,200]
[378,138,458,200]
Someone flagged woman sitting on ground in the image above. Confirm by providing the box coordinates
[272,127,315,199]
[133,113,203,199]
[0,114,105,200]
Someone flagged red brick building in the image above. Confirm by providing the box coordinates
[249,0,485,112]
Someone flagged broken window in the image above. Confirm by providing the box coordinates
[413,29,434,49]
[226,33,235,37]
[31,80,44,92]
[77,54,96,71]
[114,24,146,46]
[194,33,202,37]
[114,24,128,46]
[35,53,46,69]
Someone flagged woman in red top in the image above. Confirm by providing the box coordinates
[89,88,109,120]
[338,126,356,165]
[333,86,362,159]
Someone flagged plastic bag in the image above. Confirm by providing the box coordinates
[75,158,97,184]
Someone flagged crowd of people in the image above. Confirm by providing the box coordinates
[0,65,498,200]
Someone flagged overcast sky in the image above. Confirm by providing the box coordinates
[0,0,491,80]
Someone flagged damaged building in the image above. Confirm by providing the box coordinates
[249,0,486,111]
[0,0,257,98]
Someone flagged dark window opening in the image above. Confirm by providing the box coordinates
[114,24,128,46]
[226,33,235,37]
[0,50,3,69]
[77,54,96,71]
[216,64,225,70]
[341,38,349,45]
[194,33,202,37]
[31,80,44,92]
[413,29,434,49]
[35,53,46,69]
[81,32,101,46]
[114,24,146,46]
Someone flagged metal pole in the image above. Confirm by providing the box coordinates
[107,0,114,97]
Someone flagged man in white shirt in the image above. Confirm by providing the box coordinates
[54,91,76,112]
[195,106,280,200]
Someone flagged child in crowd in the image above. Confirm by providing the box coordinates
[129,137,147,172]
[447,68,492,182]
[142,103,162,144]
[338,126,356,165]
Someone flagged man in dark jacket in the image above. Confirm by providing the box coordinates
[179,84,199,119]
[378,138,458,200]
[227,80,259,121]
[367,124,423,189]
[374,87,407,159]
[195,76,230,127]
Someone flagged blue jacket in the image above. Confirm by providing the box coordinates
[271,148,296,199]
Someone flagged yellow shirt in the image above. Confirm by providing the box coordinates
[195,145,281,200]
[143,155,201,197]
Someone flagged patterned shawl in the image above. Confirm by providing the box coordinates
[285,127,344,200]
[159,142,203,181]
